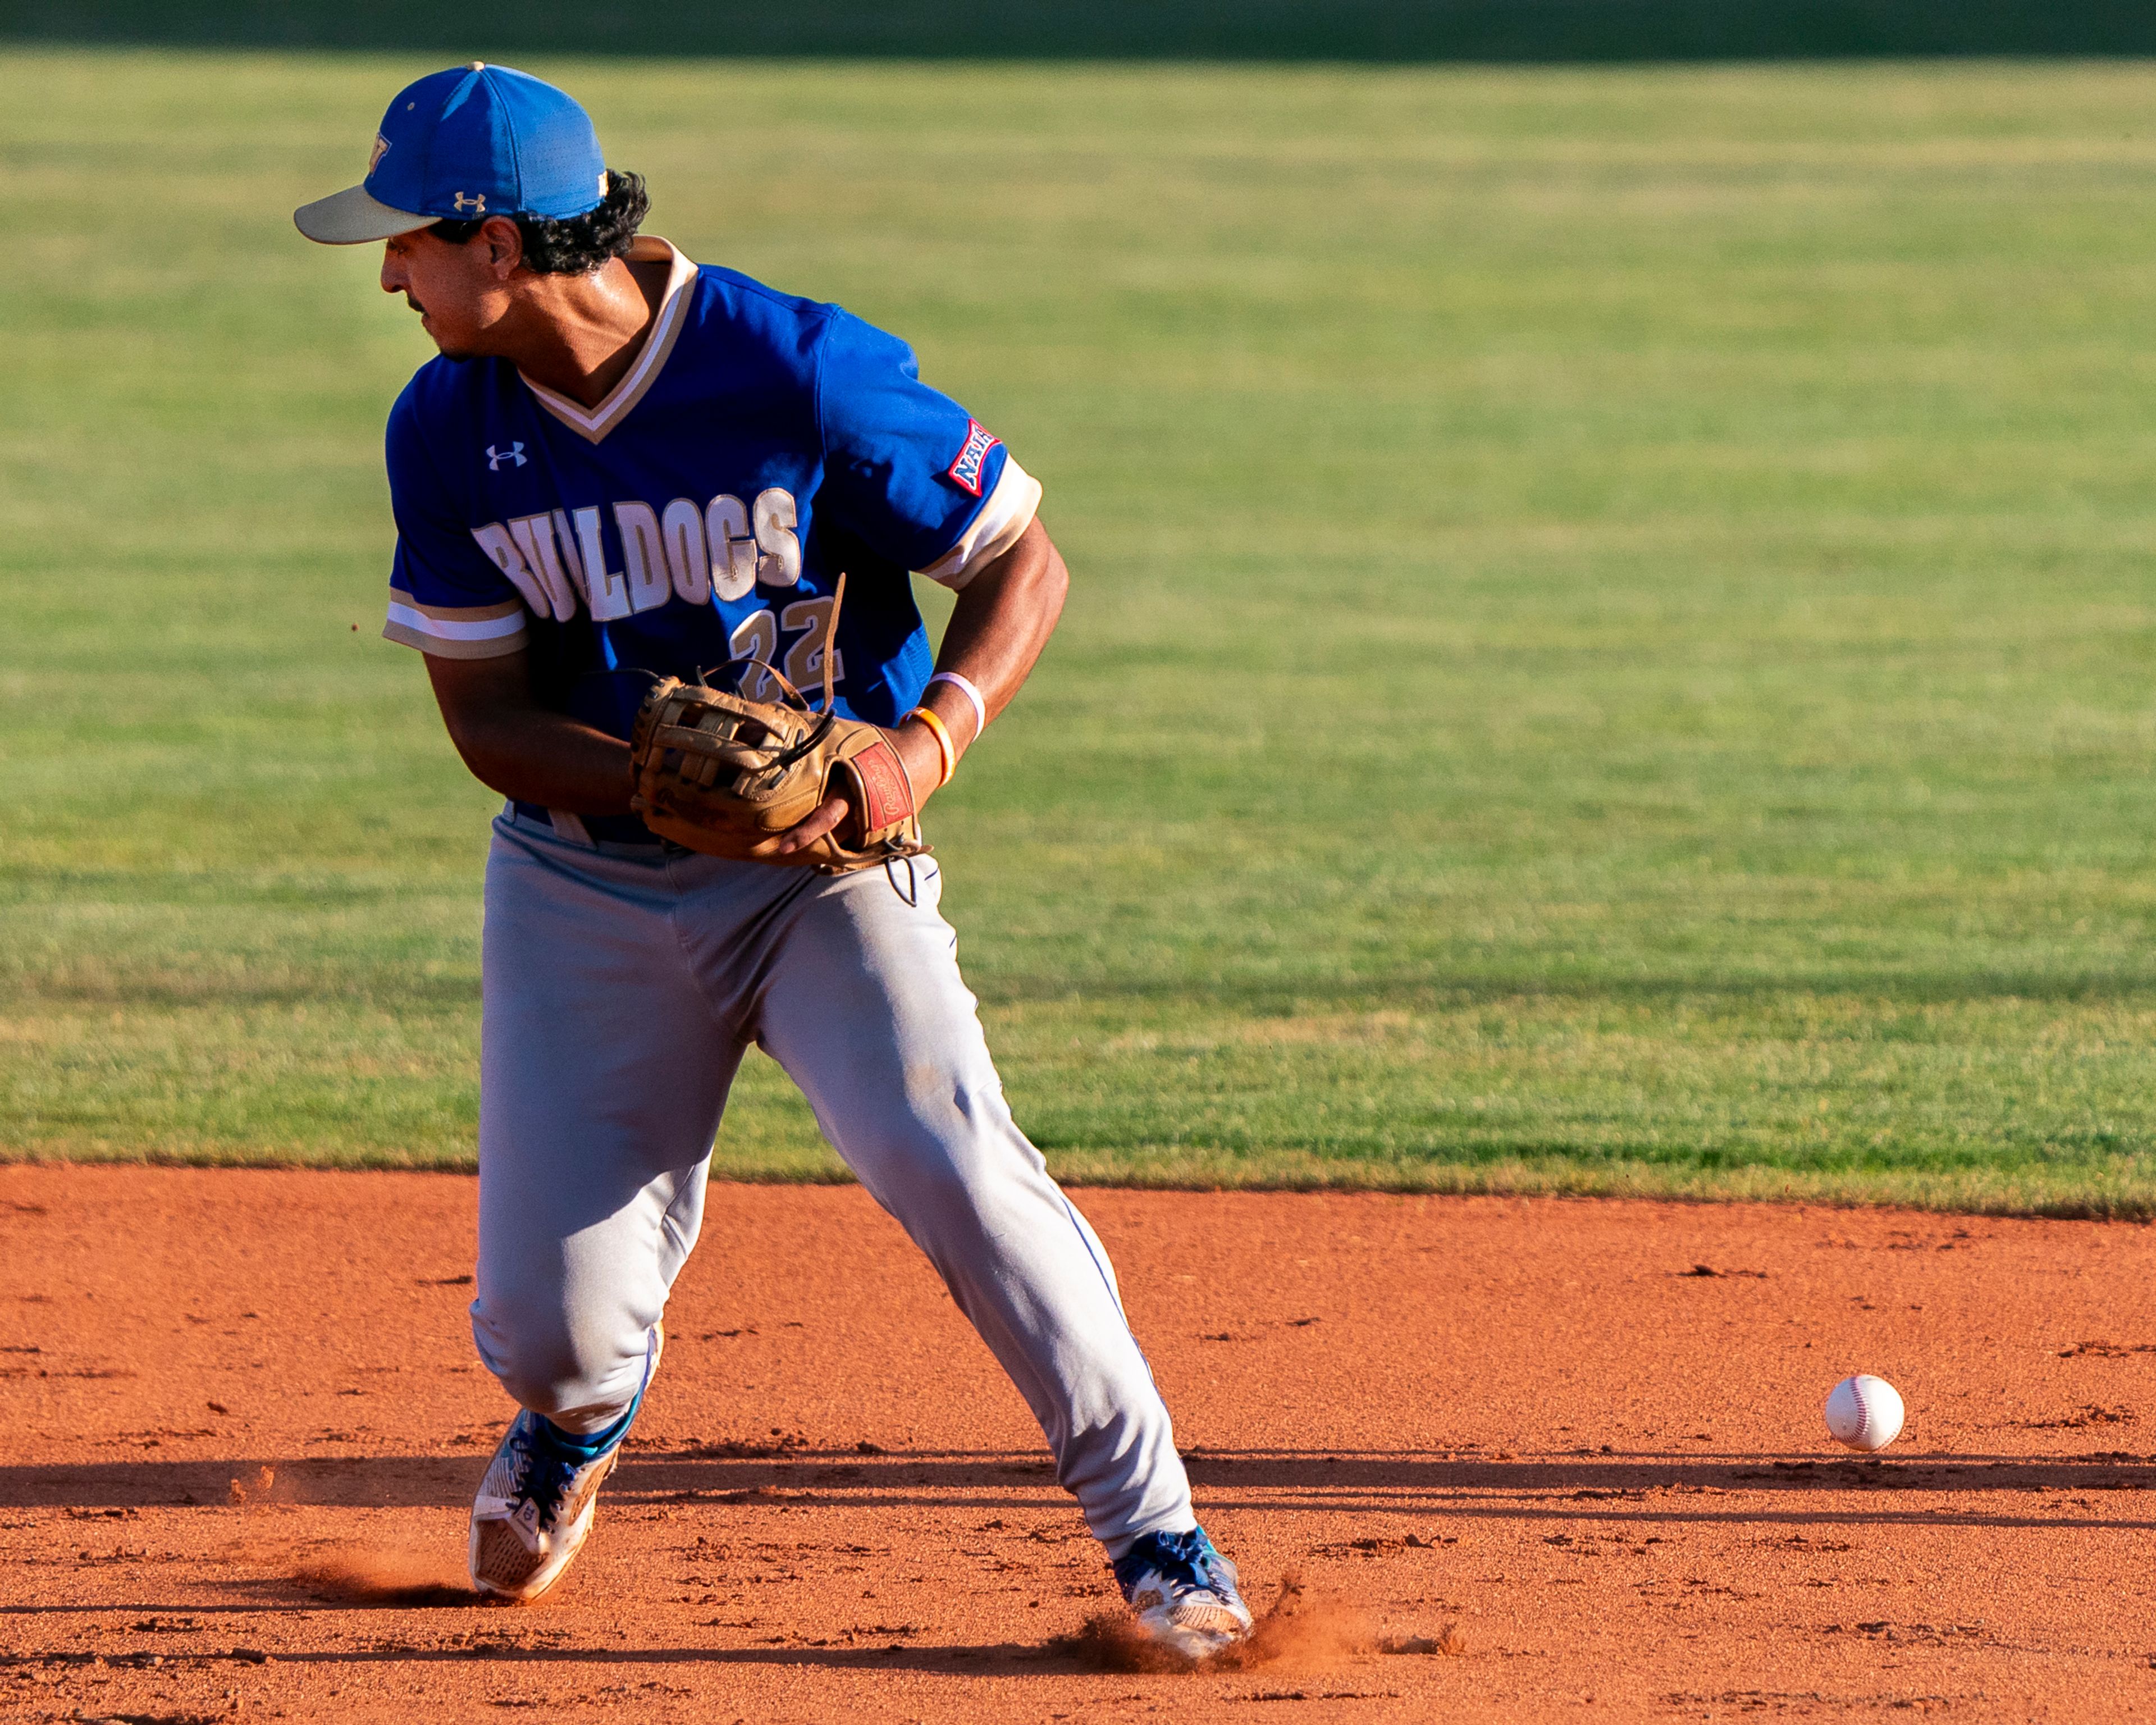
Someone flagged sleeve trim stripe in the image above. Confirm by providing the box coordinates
[918,457,1043,590]
[386,587,526,624]
[382,619,528,659]
[386,600,529,642]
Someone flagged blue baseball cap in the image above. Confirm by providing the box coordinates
[294,62,608,245]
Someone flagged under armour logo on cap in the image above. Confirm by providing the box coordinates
[294,64,607,246]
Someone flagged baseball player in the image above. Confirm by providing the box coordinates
[294,64,1250,1656]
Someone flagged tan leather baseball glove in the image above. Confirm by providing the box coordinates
[627,581,928,874]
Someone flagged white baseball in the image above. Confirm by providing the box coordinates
[1824,1374,1905,1452]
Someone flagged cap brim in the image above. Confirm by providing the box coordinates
[294,184,437,245]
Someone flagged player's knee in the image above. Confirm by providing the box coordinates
[871,1128,1070,1273]
[876,1079,1040,1190]
[898,1134,980,1211]
[865,1121,1009,1228]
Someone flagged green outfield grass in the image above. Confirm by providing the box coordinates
[7,50,2156,1212]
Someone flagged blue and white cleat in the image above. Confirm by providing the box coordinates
[1112,1525,1254,1658]
[468,1325,662,1601]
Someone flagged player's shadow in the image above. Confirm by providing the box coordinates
[1,1638,1118,1672]
[5,1446,2156,1531]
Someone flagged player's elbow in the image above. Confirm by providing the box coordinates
[431,699,511,792]
[424,649,535,795]
[1038,534,1070,614]
[1013,521,1069,637]
[441,722,519,801]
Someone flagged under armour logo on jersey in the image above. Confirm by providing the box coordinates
[453,191,487,214]
[486,442,527,471]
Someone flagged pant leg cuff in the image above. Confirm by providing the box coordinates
[1098,1517,1200,1562]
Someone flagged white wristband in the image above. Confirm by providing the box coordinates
[927,670,988,738]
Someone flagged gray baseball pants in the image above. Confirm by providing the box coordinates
[468,808,1196,1555]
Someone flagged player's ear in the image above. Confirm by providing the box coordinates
[480,215,525,280]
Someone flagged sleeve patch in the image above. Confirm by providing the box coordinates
[944,418,1001,498]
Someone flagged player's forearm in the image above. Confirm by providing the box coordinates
[918,517,1068,756]
[446,708,636,814]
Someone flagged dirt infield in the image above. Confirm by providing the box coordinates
[6,1167,2156,1720]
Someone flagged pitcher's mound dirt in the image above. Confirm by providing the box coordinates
[5,1166,2156,1720]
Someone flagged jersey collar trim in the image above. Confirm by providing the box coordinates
[517,236,697,444]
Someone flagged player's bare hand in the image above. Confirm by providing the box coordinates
[766,791,852,861]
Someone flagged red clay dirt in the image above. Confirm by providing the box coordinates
[6,1166,2156,1721]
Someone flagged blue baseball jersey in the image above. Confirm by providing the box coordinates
[382,238,1041,746]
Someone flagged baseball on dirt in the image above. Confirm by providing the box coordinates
[1824,1373,1905,1452]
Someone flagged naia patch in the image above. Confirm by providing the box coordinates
[944,418,1001,497]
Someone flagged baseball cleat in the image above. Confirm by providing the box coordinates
[468,1325,662,1601]
[1111,1525,1253,1658]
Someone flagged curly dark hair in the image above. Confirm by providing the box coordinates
[428,168,649,275]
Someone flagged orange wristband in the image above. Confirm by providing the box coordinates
[905,705,956,791]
